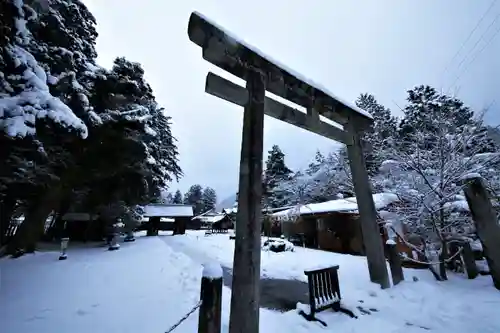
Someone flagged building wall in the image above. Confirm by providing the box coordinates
[315,213,364,255]
[281,211,412,258]
[187,219,201,230]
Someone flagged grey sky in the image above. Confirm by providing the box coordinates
[84,0,499,201]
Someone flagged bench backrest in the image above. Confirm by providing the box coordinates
[304,265,341,314]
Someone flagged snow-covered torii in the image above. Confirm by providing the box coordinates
[187,11,390,333]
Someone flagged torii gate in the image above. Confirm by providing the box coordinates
[187,12,390,333]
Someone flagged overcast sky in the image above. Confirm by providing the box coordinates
[84,0,500,202]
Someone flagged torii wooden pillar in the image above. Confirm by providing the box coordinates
[187,12,390,333]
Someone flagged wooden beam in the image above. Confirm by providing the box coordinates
[205,72,348,144]
[229,70,265,333]
[188,11,373,128]
[307,107,320,123]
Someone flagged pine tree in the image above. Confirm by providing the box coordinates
[184,184,204,215]
[398,86,472,149]
[161,189,173,204]
[306,150,325,175]
[263,145,292,208]
[202,187,217,212]
[374,87,500,280]
[0,1,183,253]
[355,93,398,173]
[1,0,101,252]
[172,190,183,204]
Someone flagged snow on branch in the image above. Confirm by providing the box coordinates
[1,0,88,138]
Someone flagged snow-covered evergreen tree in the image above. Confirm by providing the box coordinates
[275,149,354,206]
[184,184,204,215]
[263,145,292,208]
[172,190,183,204]
[356,93,398,173]
[374,87,500,280]
[202,187,217,212]
[0,1,182,253]
[160,189,173,204]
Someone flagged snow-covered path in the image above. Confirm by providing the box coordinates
[163,231,500,333]
[2,232,500,333]
[0,237,202,333]
[160,234,310,312]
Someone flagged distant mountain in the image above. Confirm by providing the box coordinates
[216,193,237,212]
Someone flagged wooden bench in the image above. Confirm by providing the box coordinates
[299,265,356,326]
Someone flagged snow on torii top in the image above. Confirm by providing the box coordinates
[187,11,373,124]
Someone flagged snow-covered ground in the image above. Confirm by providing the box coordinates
[1,231,500,333]
[164,231,500,332]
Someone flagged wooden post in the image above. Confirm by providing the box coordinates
[385,241,404,285]
[346,125,390,289]
[198,263,223,333]
[461,241,478,279]
[462,176,500,290]
[229,69,265,333]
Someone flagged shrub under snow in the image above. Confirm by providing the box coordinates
[262,238,294,253]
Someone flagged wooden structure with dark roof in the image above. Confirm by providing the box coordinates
[142,204,194,236]
[187,11,390,333]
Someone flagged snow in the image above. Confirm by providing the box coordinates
[0,46,89,138]
[1,2,88,138]
[13,0,29,44]
[385,239,397,245]
[304,263,339,272]
[443,200,470,212]
[471,239,483,252]
[460,172,482,181]
[143,204,194,217]
[262,238,294,252]
[223,207,237,214]
[192,11,373,121]
[272,193,399,217]
[194,214,226,223]
[0,236,202,333]
[202,262,223,279]
[2,231,500,333]
[162,231,500,332]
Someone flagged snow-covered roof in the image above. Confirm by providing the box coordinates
[192,209,216,219]
[195,215,226,224]
[272,193,399,217]
[188,12,373,122]
[223,207,237,214]
[143,204,194,217]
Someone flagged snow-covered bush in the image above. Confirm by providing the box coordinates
[370,86,500,280]
[262,238,294,253]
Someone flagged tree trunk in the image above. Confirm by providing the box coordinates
[0,196,16,246]
[53,192,72,240]
[7,185,63,255]
[438,240,448,280]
